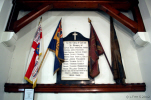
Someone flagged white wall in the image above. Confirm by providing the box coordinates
[137,0,151,100]
[0,0,13,100]
[0,0,13,42]
[0,0,4,12]
[3,10,146,100]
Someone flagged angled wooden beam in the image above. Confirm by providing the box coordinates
[131,6,146,32]
[98,4,138,33]
[13,3,53,33]
[5,83,145,93]
[5,3,20,31]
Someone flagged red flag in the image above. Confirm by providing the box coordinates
[88,19,104,78]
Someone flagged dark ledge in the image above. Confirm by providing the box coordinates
[5,83,145,93]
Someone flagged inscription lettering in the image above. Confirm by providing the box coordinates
[61,41,89,80]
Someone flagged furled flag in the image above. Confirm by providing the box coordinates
[110,17,126,85]
[88,18,104,78]
[24,24,42,88]
[48,19,64,75]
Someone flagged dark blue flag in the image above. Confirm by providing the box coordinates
[48,19,64,75]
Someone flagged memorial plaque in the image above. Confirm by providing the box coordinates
[62,41,89,80]
[56,32,94,84]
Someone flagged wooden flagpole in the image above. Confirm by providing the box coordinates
[104,53,113,74]
[38,48,49,72]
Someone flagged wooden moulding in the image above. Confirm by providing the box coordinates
[5,83,145,93]
[13,3,53,33]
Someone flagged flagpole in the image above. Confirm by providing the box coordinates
[38,17,42,26]
[103,52,113,74]
[38,48,49,72]
[88,18,113,75]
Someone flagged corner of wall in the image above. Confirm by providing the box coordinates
[137,0,151,97]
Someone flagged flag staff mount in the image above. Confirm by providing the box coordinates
[88,18,113,75]
[38,17,42,26]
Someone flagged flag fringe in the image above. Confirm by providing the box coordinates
[32,79,38,88]
[24,77,33,84]
[53,68,60,75]
[24,77,38,88]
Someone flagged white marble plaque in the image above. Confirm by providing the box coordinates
[62,41,89,80]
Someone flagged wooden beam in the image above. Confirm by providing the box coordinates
[5,3,20,31]
[15,0,132,11]
[98,4,138,33]
[5,83,145,93]
[13,3,53,33]
[131,6,146,32]
[5,0,145,34]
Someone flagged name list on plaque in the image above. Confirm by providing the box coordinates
[62,41,89,80]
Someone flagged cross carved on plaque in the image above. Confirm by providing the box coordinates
[73,32,78,40]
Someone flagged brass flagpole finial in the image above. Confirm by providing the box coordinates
[88,18,91,23]
[38,17,42,25]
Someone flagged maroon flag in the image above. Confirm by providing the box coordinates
[88,18,104,78]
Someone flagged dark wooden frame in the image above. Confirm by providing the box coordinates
[13,3,53,33]
[5,0,145,33]
[4,0,146,93]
